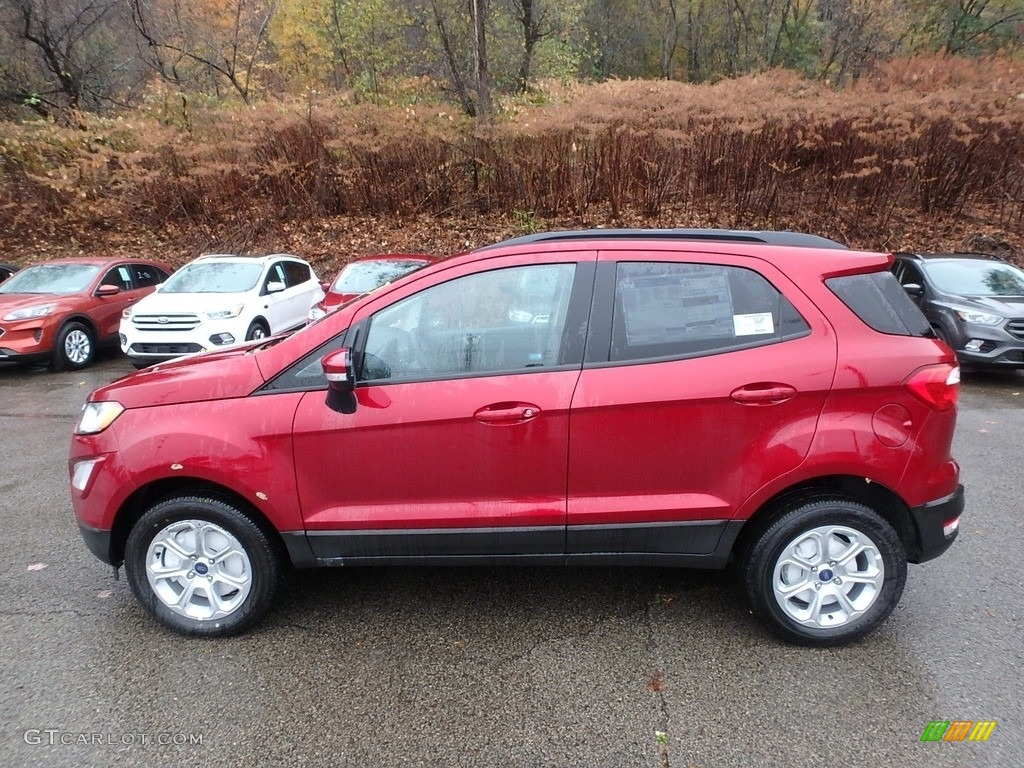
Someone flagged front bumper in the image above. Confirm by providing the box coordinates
[121,318,246,363]
[0,320,54,361]
[908,484,965,563]
[949,321,1024,368]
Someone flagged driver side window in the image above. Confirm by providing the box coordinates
[361,264,576,383]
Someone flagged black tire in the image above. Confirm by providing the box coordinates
[245,320,269,341]
[933,325,954,348]
[740,497,906,647]
[125,495,281,637]
[52,321,95,370]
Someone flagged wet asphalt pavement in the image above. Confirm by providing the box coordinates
[0,353,1021,768]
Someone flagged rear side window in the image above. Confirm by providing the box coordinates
[283,261,311,287]
[826,271,930,336]
[131,264,167,288]
[610,263,810,362]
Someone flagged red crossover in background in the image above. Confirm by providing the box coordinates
[307,253,437,322]
[69,230,963,646]
[0,257,171,370]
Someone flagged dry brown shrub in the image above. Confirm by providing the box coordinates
[0,61,1021,264]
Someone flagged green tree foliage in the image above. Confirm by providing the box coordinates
[272,0,410,101]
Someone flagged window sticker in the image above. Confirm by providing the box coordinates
[620,271,734,345]
[733,312,775,336]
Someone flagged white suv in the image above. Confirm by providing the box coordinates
[120,253,322,367]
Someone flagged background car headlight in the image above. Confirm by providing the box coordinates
[954,309,1002,325]
[3,303,56,321]
[205,304,244,320]
[76,401,125,435]
[121,306,133,320]
[308,305,327,322]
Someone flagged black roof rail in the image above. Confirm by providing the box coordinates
[476,228,848,252]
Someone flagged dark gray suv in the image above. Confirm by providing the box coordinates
[892,252,1024,369]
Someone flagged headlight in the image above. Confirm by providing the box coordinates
[205,304,244,320]
[76,401,125,435]
[121,306,133,320]
[3,303,56,321]
[954,309,1002,325]
[308,305,327,322]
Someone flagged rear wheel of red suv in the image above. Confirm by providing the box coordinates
[125,495,281,637]
[741,497,907,647]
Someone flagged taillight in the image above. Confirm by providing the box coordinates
[905,364,960,411]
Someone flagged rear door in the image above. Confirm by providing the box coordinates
[566,250,837,562]
[289,252,595,562]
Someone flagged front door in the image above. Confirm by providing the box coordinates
[291,257,593,563]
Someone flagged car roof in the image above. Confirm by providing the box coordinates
[345,253,436,264]
[19,256,161,267]
[195,253,306,263]
[896,251,1007,262]
[477,228,848,252]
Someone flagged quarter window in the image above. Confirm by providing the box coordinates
[361,264,577,382]
[610,262,809,362]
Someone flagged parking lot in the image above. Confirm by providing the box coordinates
[1,352,1021,768]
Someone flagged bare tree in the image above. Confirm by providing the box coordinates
[127,0,277,104]
[1,0,140,115]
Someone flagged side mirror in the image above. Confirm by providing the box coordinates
[266,280,286,294]
[902,283,923,297]
[322,347,354,393]
[96,284,121,297]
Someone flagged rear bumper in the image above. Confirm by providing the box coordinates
[909,484,964,563]
[78,522,116,566]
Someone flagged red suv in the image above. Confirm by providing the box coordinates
[70,230,963,646]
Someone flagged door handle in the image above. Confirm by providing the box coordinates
[730,383,797,405]
[474,403,541,424]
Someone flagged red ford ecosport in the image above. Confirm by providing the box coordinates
[70,230,963,646]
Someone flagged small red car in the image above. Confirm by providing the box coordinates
[70,230,963,645]
[308,254,436,322]
[0,257,171,369]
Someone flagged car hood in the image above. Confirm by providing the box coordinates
[956,295,1024,315]
[0,293,68,311]
[133,291,246,313]
[89,346,265,409]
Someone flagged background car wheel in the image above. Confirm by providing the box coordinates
[52,321,95,370]
[740,497,906,647]
[125,495,281,637]
[933,325,954,348]
[245,320,269,341]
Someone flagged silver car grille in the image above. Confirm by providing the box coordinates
[132,313,202,331]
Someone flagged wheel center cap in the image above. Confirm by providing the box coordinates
[819,568,834,582]
[194,562,209,575]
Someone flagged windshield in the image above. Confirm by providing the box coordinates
[925,260,1024,296]
[0,264,100,295]
[160,261,263,294]
[334,260,428,294]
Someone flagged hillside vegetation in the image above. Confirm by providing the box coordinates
[1,57,1022,271]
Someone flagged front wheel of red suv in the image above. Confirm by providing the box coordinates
[125,495,281,637]
[741,498,907,647]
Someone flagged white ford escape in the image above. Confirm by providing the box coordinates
[120,253,322,367]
